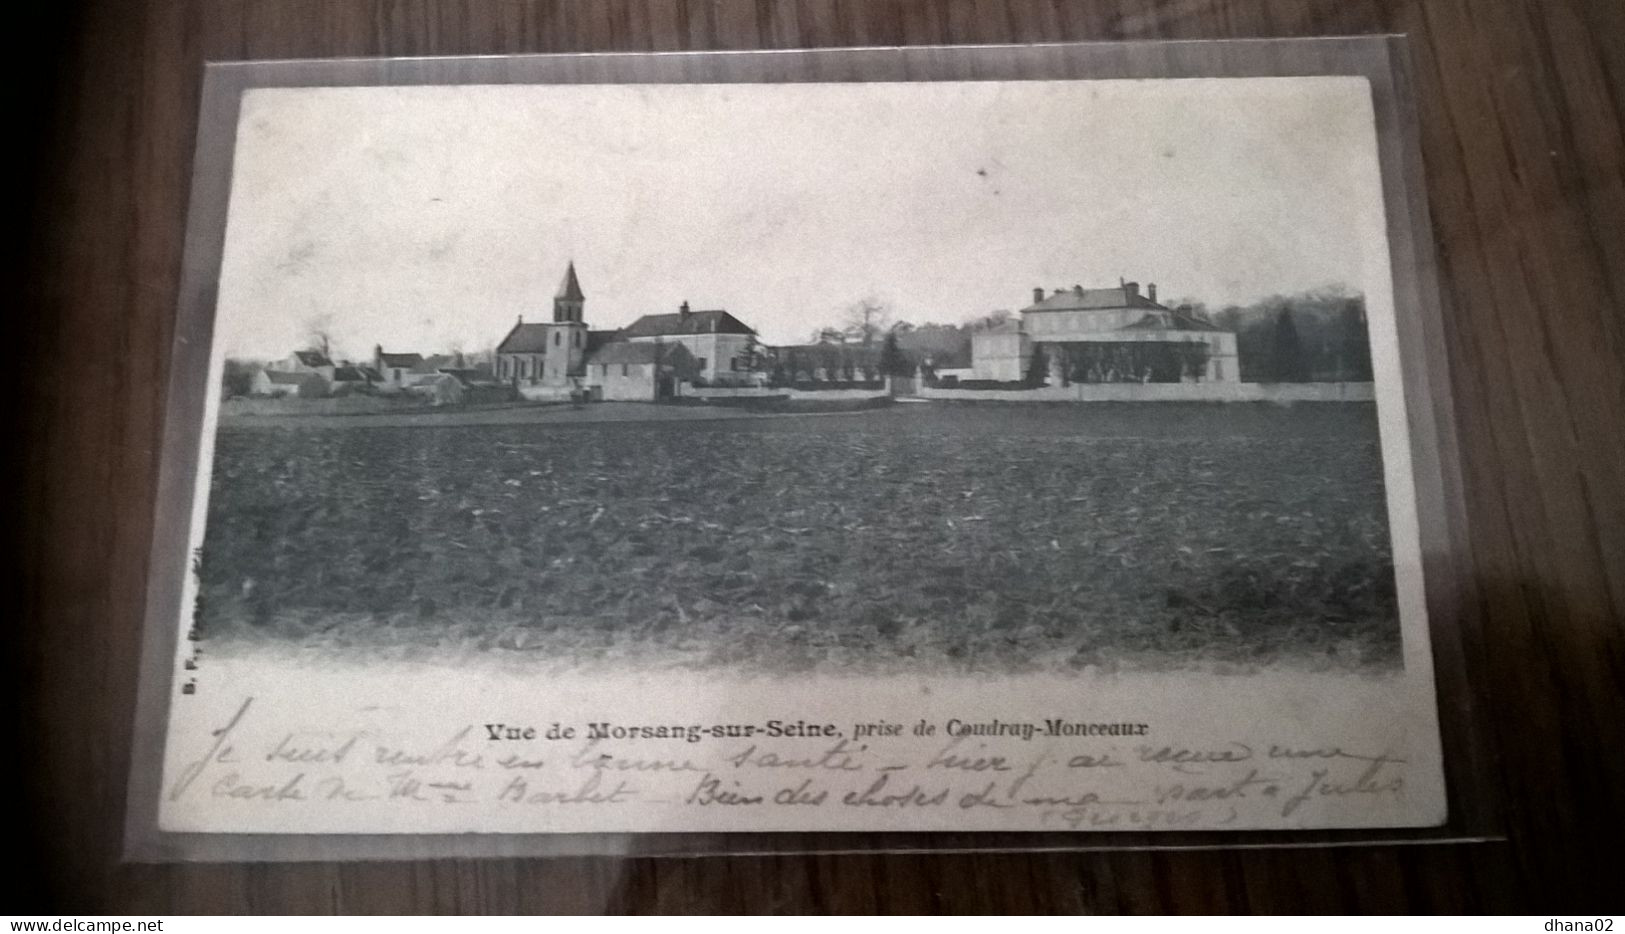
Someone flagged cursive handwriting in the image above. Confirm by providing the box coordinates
[162,700,1416,830]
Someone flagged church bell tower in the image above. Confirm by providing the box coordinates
[554,260,584,323]
[543,260,588,384]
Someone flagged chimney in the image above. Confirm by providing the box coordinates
[1147,283,1157,304]
[1124,281,1139,298]
[1072,284,1083,295]
[517,315,523,325]
[1032,287,1044,305]
[679,300,691,320]
[373,344,382,370]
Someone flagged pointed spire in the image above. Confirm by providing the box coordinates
[555,261,584,301]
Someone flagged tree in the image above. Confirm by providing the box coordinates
[221,358,261,398]
[971,309,1014,331]
[1025,344,1049,388]
[1271,308,1309,382]
[304,312,335,359]
[738,333,767,374]
[1337,298,1373,381]
[1174,300,1212,324]
[841,297,891,346]
[813,326,846,344]
[1179,341,1212,381]
[878,330,910,377]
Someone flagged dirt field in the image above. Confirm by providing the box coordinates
[195,402,1402,674]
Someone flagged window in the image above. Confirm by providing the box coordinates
[696,357,707,372]
[554,332,561,346]
[621,363,629,377]
[539,360,545,377]
[574,331,581,347]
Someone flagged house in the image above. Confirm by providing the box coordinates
[267,349,336,382]
[371,345,470,391]
[967,319,1030,381]
[969,280,1239,384]
[405,372,471,406]
[622,302,758,384]
[404,368,515,406]
[372,347,425,390]
[583,341,698,401]
[494,262,606,400]
[329,364,380,395]
[252,369,327,398]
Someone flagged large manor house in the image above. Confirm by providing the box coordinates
[967,280,1238,385]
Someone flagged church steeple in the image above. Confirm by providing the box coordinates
[553,261,585,323]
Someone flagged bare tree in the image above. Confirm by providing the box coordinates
[969,308,1013,331]
[304,312,336,359]
[813,326,846,344]
[841,297,892,346]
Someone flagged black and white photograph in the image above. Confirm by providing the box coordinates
[198,79,1403,674]
[150,73,1446,838]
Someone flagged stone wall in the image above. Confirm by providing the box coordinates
[916,382,1377,403]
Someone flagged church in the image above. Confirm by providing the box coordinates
[494,262,706,402]
[494,262,600,396]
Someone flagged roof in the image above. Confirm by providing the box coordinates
[416,354,455,373]
[497,324,625,357]
[263,370,324,386]
[331,365,370,382]
[556,262,584,301]
[1023,285,1166,314]
[377,351,424,368]
[1119,311,1222,332]
[292,350,333,367]
[623,309,755,338]
[434,368,491,386]
[586,341,695,366]
[497,322,551,353]
[404,372,467,394]
[421,371,471,386]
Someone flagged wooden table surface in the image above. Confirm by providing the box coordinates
[12,0,1624,914]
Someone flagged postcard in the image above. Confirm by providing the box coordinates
[145,72,1446,840]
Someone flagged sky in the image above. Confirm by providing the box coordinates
[214,77,1389,358]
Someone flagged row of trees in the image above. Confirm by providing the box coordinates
[806,288,1373,384]
[1193,289,1373,383]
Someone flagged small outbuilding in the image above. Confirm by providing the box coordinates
[253,369,328,398]
[584,341,698,401]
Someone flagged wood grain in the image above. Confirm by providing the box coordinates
[12,0,1624,913]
